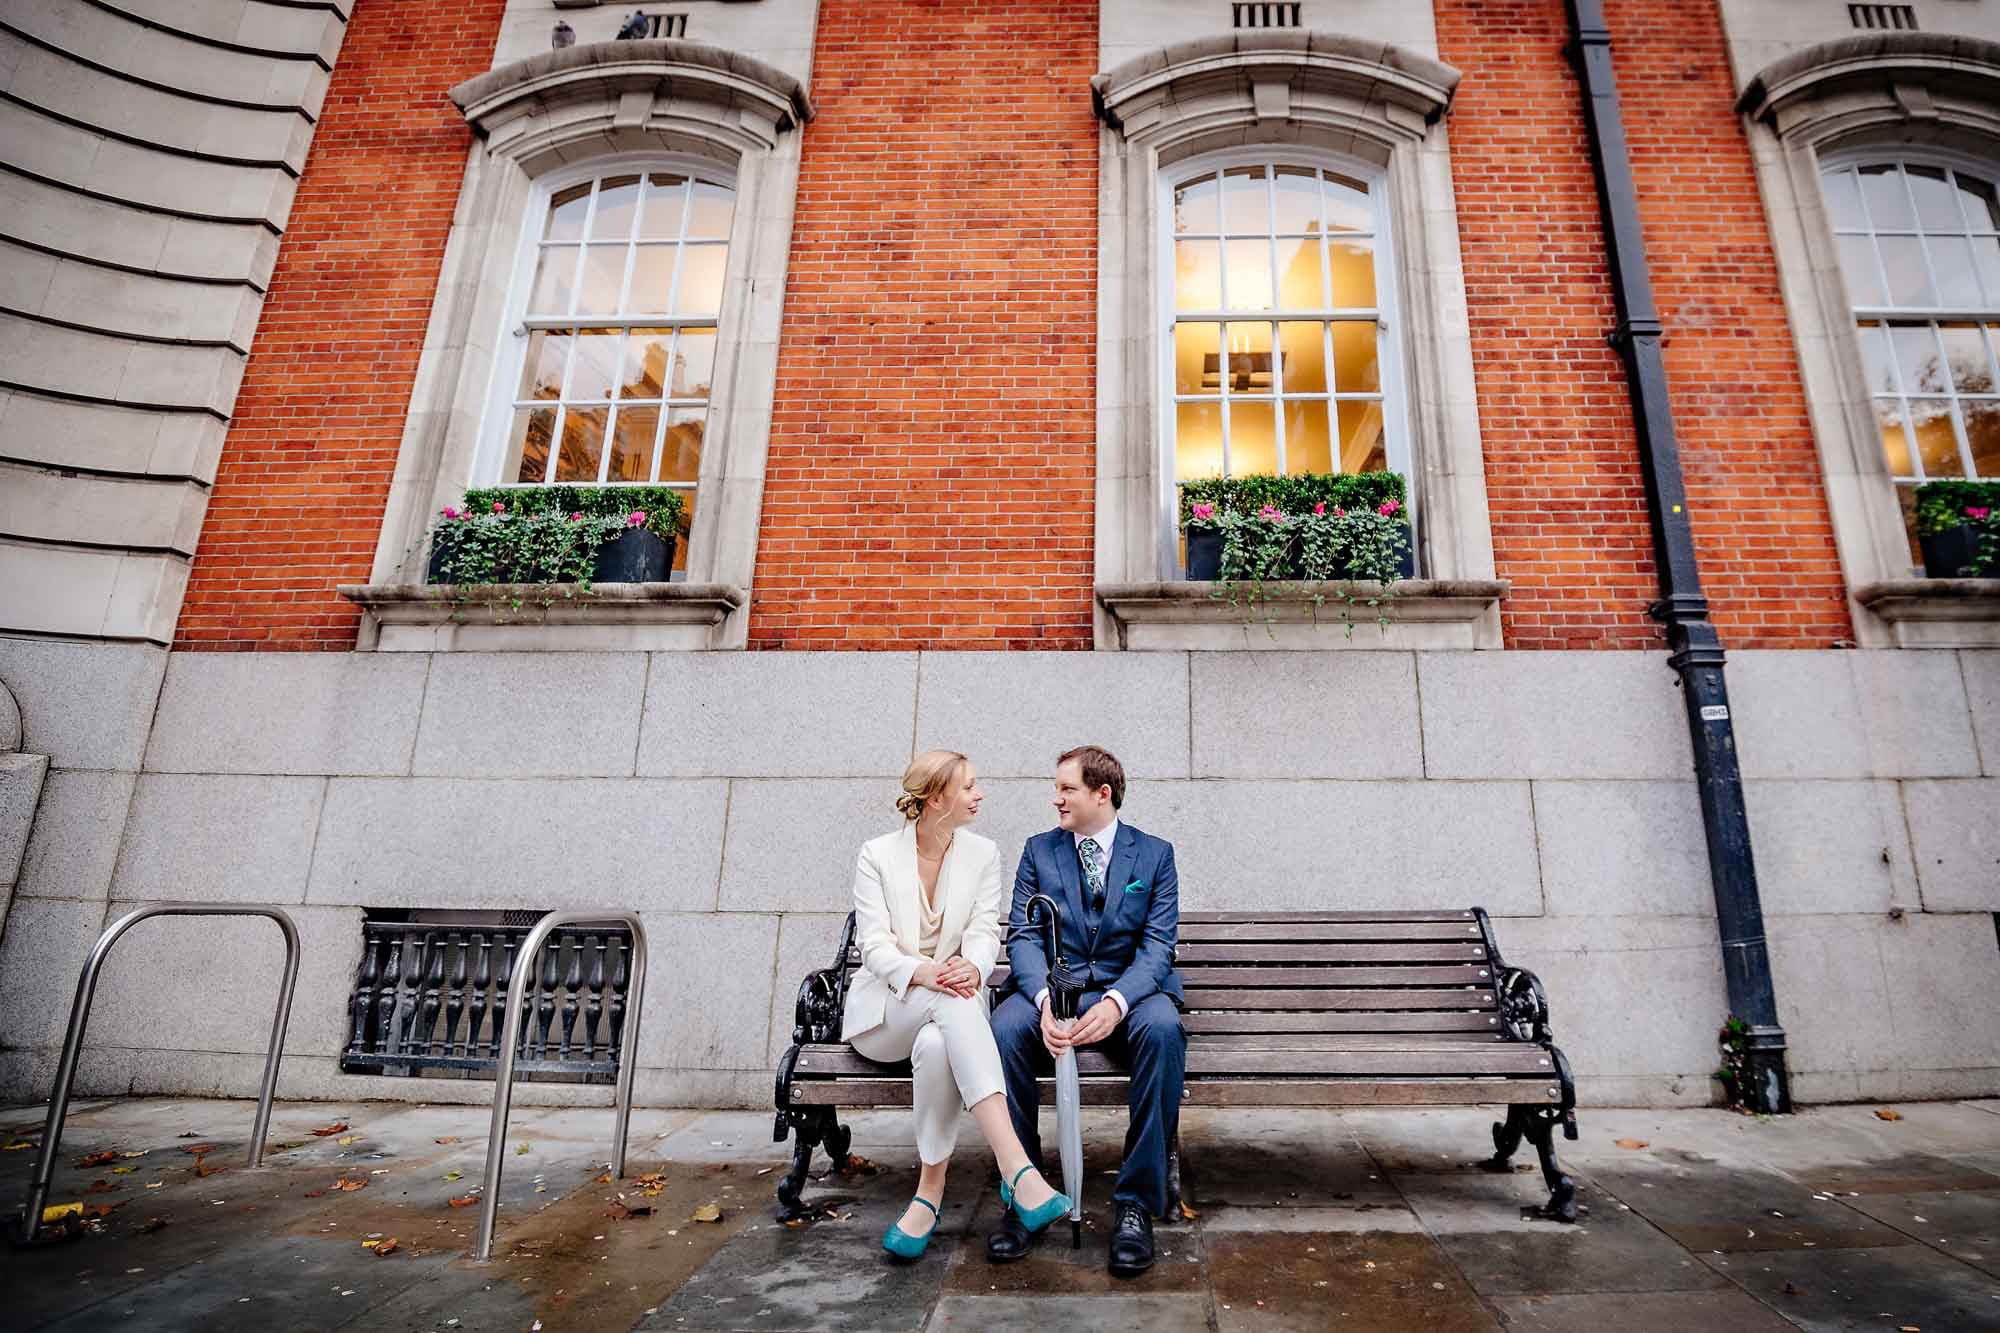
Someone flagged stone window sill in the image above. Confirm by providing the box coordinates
[1852,579,2000,648]
[339,582,744,651]
[1095,579,1507,650]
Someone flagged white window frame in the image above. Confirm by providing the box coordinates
[473,153,738,535]
[1153,147,1415,572]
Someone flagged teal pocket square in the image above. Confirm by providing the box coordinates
[1123,880,1146,894]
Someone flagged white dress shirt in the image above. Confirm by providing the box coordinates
[1037,817,1129,1019]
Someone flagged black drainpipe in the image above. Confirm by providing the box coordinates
[1563,0,1791,1113]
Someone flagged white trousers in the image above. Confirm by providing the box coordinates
[848,987,1006,1165]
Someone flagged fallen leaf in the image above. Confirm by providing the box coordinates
[515,1143,531,1155]
[196,1158,225,1178]
[310,1122,350,1137]
[1614,1139,1650,1150]
[111,1166,137,1175]
[594,1171,613,1184]
[435,1135,460,1145]
[3,1140,36,1151]
[755,1167,773,1176]
[179,1144,214,1156]
[136,1217,169,1235]
[442,1170,463,1182]
[1874,1109,1903,1122]
[691,1203,722,1223]
[606,1200,654,1220]
[448,1194,480,1208]
[81,1201,123,1218]
[40,1202,83,1224]
[783,1218,806,1229]
[301,1190,326,1198]
[121,1150,147,1159]
[145,1182,165,1190]
[360,1237,399,1256]
[333,1174,369,1192]
[1900,1326,1921,1331]
[74,1149,120,1168]
[1177,1199,1199,1221]
[86,1179,119,1193]
[336,1136,360,1146]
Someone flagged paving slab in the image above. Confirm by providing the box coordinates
[1206,1230,1500,1332]
[1837,1184,2000,1277]
[1588,1165,1917,1253]
[939,1188,1204,1295]
[1488,1289,1800,1332]
[926,1293,1213,1333]
[1701,1240,2000,1332]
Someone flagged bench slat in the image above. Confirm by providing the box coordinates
[1176,943,1489,963]
[1176,965,1495,987]
[790,1077,1559,1108]
[1179,921,1490,943]
[1182,910,1480,923]
[1184,987,1496,1011]
[792,1037,1546,1079]
[1185,1011,1504,1034]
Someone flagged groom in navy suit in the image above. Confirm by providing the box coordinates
[987,745,1185,1277]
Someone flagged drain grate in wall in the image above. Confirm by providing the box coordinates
[1848,3,1919,29]
[1233,3,1302,28]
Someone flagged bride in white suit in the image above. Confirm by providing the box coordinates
[846,750,1071,1261]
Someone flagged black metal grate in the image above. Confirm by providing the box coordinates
[617,11,688,39]
[341,917,634,1084]
[1848,3,1918,29]
[1233,2,1302,28]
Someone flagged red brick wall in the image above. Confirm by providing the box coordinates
[174,0,504,650]
[1434,0,1850,648]
[747,0,1099,649]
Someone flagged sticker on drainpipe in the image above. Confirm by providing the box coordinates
[1699,705,1729,722]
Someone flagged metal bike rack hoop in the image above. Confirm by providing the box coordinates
[475,909,649,1263]
[17,904,302,1244]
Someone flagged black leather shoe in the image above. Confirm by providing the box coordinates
[1107,1202,1154,1277]
[985,1206,1038,1264]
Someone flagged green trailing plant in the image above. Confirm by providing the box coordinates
[1179,470,1404,527]
[426,486,687,601]
[1715,1015,1753,1112]
[1913,480,2000,576]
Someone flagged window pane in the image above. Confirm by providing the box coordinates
[672,329,716,398]
[1224,321,1274,393]
[529,246,578,316]
[545,183,591,242]
[660,407,705,484]
[1958,172,2000,230]
[606,405,659,482]
[687,180,734,239]
[1337,399,1387,473]
[1223,238,1273,309]
[1876,400,1915,477]
[1176,322,1221,395]
[1838,235,1887,306]
[1938,322,1995,393]
[1272,167,1321,233]
[1230,401,1277,475]
[1174,174,1218,233]
[1856,322,1896,395]
[1965,399,2000,475]
[1175,401,1224,480]
[1822,169,1865,232]
[639,174,687,240]
[1879,235,1935,306]
[1929,235,1979,306]
[1221,165,1268,234]
[505,406,555,483]
[1907,165,1963,232]
[674,243,728,315]
[1274,236,1325,309]
[1282,399,1331,474]
[575,245,629,316]
[1975,237,2000,305]
[552,404,607,482]
[567,328,621,402]
[1331,320,1380,392]
[671,489,695,573]
[1277,321,1326,394]
[1909,398,1965,476]
[1892,324,1947,394]
[518,330,569,400]
[619,328,673,399]
[1323,174,1371,233]
[628,245,677,313]
[1328,240,1376,307]
[1860,163,1914,230]
[1175,240,1221,311]
[591,176,641,239]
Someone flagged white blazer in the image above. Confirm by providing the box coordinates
[841,824,1006,1042]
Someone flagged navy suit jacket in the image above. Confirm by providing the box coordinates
[1004,822,1184,1011]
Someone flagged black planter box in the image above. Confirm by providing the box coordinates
[592,527,675,583]
[1920,523,1984,578]
[1184,528,1223,581]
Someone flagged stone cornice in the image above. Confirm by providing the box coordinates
[1740,32,2000,123]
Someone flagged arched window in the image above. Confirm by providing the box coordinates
[1827,155,2000,541]
[489,162,736,570]
[1165,156,1406,503]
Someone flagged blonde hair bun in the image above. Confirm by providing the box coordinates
[898,749,968,821]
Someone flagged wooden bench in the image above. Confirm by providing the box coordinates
[772,908,1581,1222]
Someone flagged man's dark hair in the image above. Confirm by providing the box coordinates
[1058,745,1126,809]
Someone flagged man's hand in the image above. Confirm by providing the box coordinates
[1065,997,1123,1048]
[934,956,979,998]
[1040,999,1074,1058]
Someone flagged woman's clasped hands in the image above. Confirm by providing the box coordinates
[913,955,980,998]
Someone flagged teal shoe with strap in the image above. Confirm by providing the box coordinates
[998,1164,1072,1234]
[881,1195,940,1261]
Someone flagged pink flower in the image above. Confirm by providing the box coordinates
[1313,502,1327,515]
[1968,506,1992,520]
[1332,506,1346,518]
[491,501,506,514]
[627,510,648,527]
[569,512,585,522]
[440,506,461,520]
[1191,502,1215,521]
[1378,499,1401,516]
[1257,504,1285,523]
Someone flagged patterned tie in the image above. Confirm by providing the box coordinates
[1079,836,1105,912]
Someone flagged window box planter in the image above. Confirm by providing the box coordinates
[1913,481,1997,579]
[1180,471,1414,584]
[423,484,687,589]
[589,527,675,583]
[1185,528,1224,581]
[1920,523,1983,580]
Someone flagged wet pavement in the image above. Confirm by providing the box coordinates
[3,1096,1997,1331]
